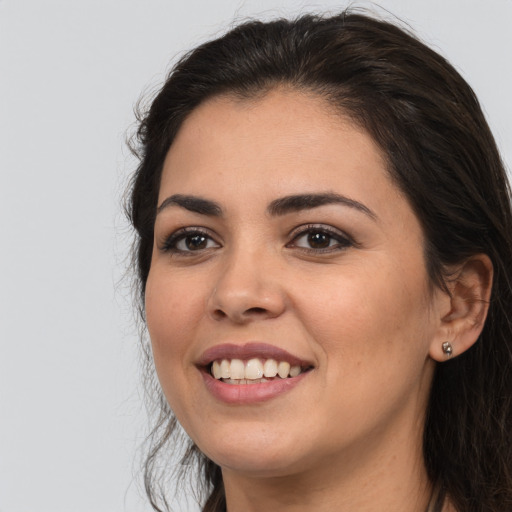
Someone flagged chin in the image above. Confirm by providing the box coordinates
[211,449,308,479]
[193,423,318,478]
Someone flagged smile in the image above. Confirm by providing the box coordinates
[210,358,306,383]
[198,343,314,403]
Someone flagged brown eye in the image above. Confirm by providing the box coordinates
[162,228,221,254]
[184,234,208,250]
[289,225,353,252]
[176,233,219,252]
[307,232,331,249]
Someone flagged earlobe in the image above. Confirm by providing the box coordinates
[429,254,493,362]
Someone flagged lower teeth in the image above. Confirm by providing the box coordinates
[221,377,271,384]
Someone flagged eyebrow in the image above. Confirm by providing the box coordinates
[157,194,223,216]
[156,192,376,220]
[267,193,377,219]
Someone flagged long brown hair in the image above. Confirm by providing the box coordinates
[127,11,512,512]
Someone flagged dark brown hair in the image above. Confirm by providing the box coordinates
[127,11,512,512]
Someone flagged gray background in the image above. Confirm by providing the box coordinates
[0,1,510,511]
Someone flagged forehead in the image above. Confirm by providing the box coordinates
[159,88,401,215]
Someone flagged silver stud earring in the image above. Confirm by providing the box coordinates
[442,341,453,357]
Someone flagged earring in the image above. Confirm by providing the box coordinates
[442,341,453,357]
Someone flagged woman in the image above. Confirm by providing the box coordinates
[127,11,512,512]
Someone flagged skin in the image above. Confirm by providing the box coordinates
[145,89,490,511]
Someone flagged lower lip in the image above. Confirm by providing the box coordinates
[201,370,309,404]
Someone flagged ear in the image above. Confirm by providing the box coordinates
[429,254,493,362]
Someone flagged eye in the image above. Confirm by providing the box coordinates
[288,225,353,252]
[161,228,220,254]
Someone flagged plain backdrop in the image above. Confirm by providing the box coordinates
[0,1,510,511]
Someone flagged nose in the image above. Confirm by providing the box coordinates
[207,248,286,324]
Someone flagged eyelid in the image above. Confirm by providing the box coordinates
[160,226,221,254]
[286,223,355,251]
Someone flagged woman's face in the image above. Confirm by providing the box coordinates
[145,89,448,479]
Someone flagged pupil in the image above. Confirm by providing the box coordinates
[308,232,330,248]
[186,235,207,250]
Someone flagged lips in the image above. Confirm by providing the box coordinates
[196,342,314,404]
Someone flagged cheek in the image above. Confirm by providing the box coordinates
[145,268,204,374]
[144,267,212,432]
[291,263,435,436]
[292,260,433,371]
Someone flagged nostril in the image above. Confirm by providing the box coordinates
[213,309,228,319]
[246,308,267,315]
[211,306,270,322]
[246,307,268,315]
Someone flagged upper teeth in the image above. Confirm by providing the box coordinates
[211,358,302,380]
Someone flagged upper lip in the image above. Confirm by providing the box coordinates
[196,342,313,368]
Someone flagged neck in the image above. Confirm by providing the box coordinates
[223,468,432,512]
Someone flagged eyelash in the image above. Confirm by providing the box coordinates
[287,224,354,253]
[161,227,220,255]
[160,224,354,255]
